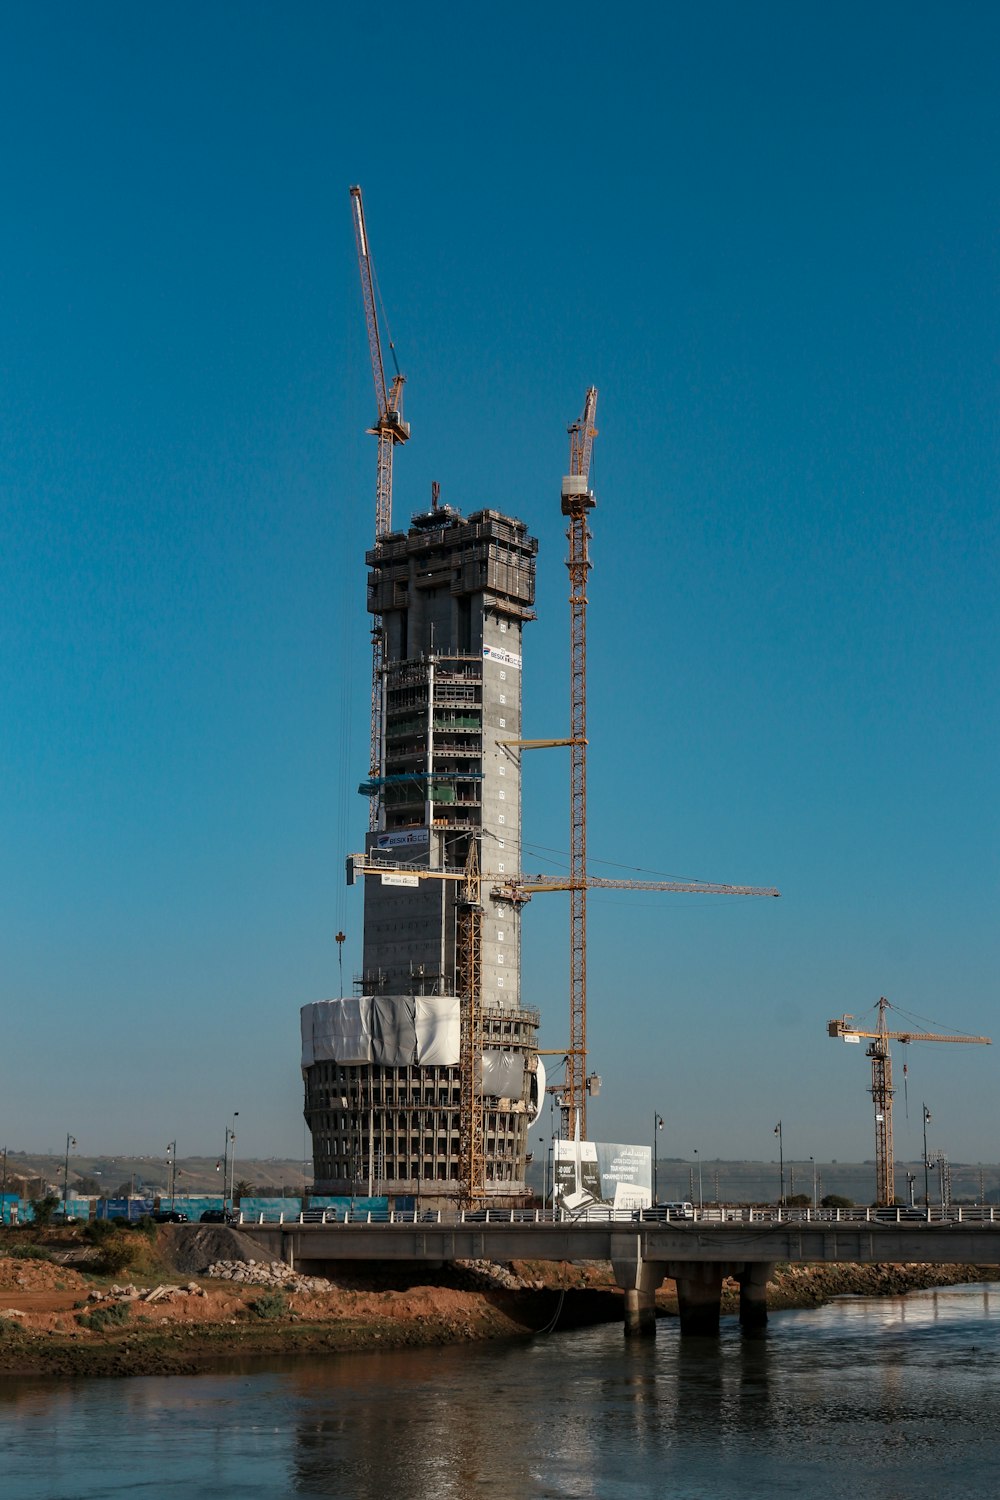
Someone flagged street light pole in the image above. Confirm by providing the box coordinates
[774,1121,784,1207]
[653,1113,664,1205]
[922,1104,931,1216]
[1,1146,7,1226]
[166,1142,177,1210]
[63,1133,76,1215]
[228,1112,239,1213]
[693,1148,703,1214]
[810,1155,817,1211]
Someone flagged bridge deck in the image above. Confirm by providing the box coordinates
[229,1219,1000,1269]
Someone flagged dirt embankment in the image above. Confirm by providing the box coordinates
[1,1227,997,1378]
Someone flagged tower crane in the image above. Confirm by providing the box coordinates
[350,185,410,831]
[828,996,990,1207]
[561,388,598,1139]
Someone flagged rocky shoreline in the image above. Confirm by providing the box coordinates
[1,1226,997,1379]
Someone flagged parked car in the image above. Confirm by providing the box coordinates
[638,1201,695,1222]
[152,1210,189,1223]
[199,1209,238,1224]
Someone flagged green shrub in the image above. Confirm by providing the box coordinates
[92,1236,138,1276]
[80,1300,131,1332]
[83,1219,117,1245]
[29,1195,59,1227]
[10,1244,51,1262]
[248,1291,287,1321]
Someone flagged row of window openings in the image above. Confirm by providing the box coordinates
[314,1116,523,1138]
[316,1162,521,1183]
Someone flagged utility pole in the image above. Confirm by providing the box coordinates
[922,1103,931,1215]
[774,1121,784,1207]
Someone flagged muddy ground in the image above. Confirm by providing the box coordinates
[0,1225,996,1378]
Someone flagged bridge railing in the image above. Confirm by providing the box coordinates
[230,1204,1000,1227]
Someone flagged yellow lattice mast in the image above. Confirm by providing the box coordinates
[828,996,990,1206]
[560,388,598,1138]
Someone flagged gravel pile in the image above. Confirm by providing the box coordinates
[454,1259,529,1291]
[159,1224,272,1275]
[87,1281,205,1304]
[205,1258,332,1293]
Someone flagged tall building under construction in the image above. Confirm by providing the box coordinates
[301,502,545,1204]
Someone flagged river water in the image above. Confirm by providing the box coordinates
[2,1283,999,1499]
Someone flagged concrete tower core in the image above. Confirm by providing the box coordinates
[301,504,542,1205]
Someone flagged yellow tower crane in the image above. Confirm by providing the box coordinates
[349,185,410,832]
[561,388,598,1139]
[828,996,990,1207]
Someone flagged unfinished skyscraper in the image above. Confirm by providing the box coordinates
[301,500,544,1204]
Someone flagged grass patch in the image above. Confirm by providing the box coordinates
[79,1301,131,1332]
[9,1244,52,1262]
[247,1291,288,1321]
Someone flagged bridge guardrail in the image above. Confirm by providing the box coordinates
[230,1204,1000,1228]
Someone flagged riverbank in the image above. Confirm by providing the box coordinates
[1,1225,998,1378]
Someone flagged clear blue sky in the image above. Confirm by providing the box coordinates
[2,3,996,1172]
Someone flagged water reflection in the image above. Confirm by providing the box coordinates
[1,1286,999,1499]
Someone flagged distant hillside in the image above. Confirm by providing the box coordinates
[1,1152,310,1200]
[527,1156,1000,1207]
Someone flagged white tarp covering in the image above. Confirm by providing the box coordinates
[415,995,461,1066]
[307,996,372,1063]
[300,1005,316,1068]
[329,995,372,1062]
[481,1049,524,1100]
[301,995,459,1069]
[371,995,417,1067]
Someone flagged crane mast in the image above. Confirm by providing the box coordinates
[455,841,484,1204]
[828,996,990,1206]
[560,387,598,1140]
[350,186,410,830]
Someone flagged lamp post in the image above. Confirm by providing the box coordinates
[63,1134,76,1215]
[227,1112,239,1214]
[652,1113,664,1205]
[810,1155,817,1211]
[693,1148,703,1214]
[774,1121,784,1207]
[166,1141,177,1210]
[922,1104,931,1216]
[1,1146,7,1226]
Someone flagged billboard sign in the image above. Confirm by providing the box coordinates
[553,1140,652,1213]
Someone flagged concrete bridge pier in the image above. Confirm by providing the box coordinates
[610,1236,667,1337]
[736,1261,775,1334]
[669,1263,725,1338]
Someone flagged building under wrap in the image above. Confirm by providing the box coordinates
[301,504,544,1204]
